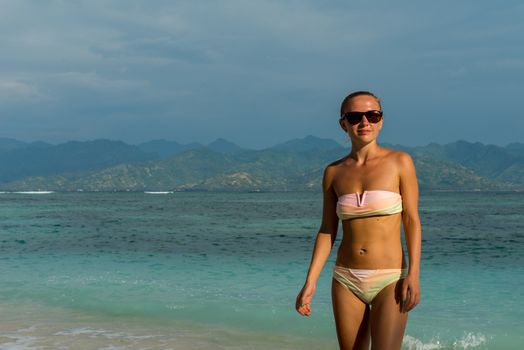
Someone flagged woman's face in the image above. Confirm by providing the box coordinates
[339,95,383,143]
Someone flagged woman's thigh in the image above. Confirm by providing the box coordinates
[331,279,370,350]
[369,281,408,350]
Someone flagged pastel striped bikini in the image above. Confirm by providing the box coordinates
[336,190,403,220]
[333,190,406,304]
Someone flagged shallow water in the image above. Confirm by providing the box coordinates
[0,191,523,349]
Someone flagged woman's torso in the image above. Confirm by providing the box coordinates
[330,149,406,269]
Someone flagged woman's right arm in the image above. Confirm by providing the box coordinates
[296,166,339,316]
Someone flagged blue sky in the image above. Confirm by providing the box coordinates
[1,0,522,148]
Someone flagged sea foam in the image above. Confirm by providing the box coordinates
[13,191,54,194]
[403,332,488,350]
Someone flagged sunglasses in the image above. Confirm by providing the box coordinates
[341,110,383,125]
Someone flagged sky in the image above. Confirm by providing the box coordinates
[1,0,523,149]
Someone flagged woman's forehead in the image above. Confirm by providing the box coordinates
[344,95,380,111]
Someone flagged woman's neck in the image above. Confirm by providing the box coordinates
[349,141,381,164]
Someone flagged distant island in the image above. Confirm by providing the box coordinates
[0,136,522,192]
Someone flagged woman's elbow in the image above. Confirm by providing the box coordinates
[317,229,337,245]
[402,214,421,232]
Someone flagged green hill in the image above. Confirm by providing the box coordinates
[2,138,520,192]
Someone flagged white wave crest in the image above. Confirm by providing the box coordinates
[403,332,488,350]
[13,191,54,194]
[403,335,442,350]
[144,191,173,194]
[453,332,487,349]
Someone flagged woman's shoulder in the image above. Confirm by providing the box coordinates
[379,148,416,174]
[321,157,348,184]
[380,147,414,163]
[324,156,348,173]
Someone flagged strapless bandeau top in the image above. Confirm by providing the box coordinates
[336,190,402,220]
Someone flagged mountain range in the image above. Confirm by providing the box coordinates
[1,136,522,192]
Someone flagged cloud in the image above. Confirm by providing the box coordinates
[52,72,150,91]
[0,78,46,103]
[0,0,522,146]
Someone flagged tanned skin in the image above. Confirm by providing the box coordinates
[296,94,421,350]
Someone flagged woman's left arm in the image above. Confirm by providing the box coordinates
[398,152,422,312]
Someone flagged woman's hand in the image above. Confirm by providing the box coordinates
[295,282,316,316]
[401,274,420,313]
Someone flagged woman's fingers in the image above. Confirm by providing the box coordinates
[403,288,420,312]
[295,292,312,316]
[400,277,421,312]
[296,299,311,315]
[296,283,316,316]
[406,290,420,311]
[297,302,311,316]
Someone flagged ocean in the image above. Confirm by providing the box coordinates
[0,191,523,349]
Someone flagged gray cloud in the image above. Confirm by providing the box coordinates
[0,0,522,147]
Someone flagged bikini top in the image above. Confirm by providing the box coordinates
[336,190,402,220]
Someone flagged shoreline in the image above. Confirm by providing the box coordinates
[0,301,337,350]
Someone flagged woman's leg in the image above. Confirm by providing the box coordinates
[369,280,407,350]
[332,278,371,350]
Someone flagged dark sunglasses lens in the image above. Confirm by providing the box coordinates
[344,112,363,125]
[343,111,382,124]
[365,111,382,123]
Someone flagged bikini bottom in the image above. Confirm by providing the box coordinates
[333,265,407,304]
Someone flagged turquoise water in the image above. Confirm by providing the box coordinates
[0,191,523,349]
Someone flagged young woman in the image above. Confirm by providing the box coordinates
[296,91,421,349]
